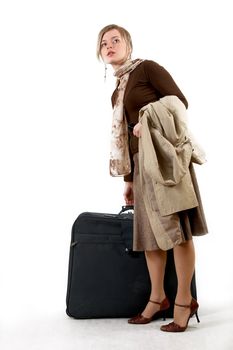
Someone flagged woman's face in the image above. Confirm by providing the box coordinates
[100,29,129,68]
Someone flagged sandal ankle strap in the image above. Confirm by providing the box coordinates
[175,302,190,308]
[149,297,168,306]
[175,297,196,309]
[149,300,162,305]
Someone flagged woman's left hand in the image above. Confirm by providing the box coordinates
[133,122,142,138]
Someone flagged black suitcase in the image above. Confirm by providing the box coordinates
[66,206,197,319]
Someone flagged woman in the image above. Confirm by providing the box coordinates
[97,24,208,332]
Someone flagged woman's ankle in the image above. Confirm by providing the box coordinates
[150,292,166,303]
[175,292,192,306]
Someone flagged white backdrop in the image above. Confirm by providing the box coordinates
[0,0,232,328]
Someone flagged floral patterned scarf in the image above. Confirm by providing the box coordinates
[110,58,144,176]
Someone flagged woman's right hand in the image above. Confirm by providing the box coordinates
[123,181,134,205]
[133,122,142,138]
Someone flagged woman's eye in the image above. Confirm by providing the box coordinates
[101,42,107,47]
[113,39,119,44]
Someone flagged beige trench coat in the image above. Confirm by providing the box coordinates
[138,95,207,250]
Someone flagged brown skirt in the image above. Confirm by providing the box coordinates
[132,153,208,251]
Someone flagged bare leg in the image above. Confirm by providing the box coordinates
[141,249,167,318]
[173,240,195,326]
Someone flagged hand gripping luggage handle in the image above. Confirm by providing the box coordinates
[118,205,139,257]
[118,205,134,215]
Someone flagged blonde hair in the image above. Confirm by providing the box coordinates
[96,24,133,60]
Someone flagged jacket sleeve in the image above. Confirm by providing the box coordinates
[144,60,188,109]
[124,147,134,182]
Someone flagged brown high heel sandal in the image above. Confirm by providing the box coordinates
[160,298,200,332]
[128,297,170,324]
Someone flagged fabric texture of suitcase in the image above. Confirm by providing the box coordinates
[66,206,197,319]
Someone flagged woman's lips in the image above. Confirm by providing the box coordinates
[107,51,115,57]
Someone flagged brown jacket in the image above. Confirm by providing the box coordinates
[111,60,188,182]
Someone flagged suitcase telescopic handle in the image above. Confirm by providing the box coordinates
[118,205,134,215]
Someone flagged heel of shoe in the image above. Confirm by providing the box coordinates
[195,311,200,323]
[162,310,167,321]
[151,309,167,321]
[190,298,200,323]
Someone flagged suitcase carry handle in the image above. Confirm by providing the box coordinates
[118,205,134,215]
[118,205,138,257]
